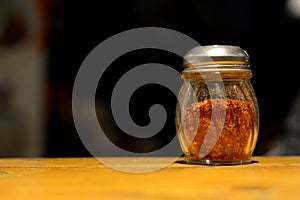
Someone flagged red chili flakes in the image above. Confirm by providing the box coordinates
[180,98,256,161]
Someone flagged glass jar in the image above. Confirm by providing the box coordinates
[176,45,259,165]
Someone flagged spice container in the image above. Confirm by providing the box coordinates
[176,45,259,165]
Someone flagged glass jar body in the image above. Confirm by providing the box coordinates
[176,72,259,165]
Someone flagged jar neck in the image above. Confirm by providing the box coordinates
[182,65,252,80]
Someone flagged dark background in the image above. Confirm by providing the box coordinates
[47,0,300,156]
[31,0,300,157]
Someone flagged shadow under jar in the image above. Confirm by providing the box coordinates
[176,45,259,165]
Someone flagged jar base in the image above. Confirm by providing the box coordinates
[184,158,252,166]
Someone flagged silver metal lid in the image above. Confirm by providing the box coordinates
[183,45,250,68]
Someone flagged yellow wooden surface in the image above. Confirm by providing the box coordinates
[0,156,299,200]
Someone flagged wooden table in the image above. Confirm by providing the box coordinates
[0,156,299,199]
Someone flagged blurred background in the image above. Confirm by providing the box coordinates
[0,0,300,157]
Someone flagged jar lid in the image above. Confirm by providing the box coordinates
[183,45,250,68]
